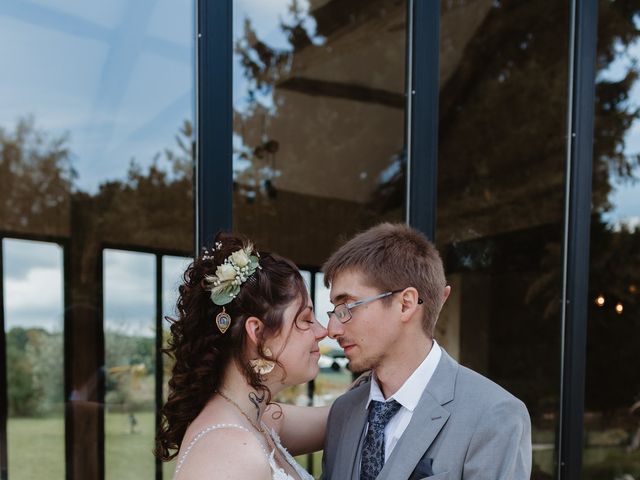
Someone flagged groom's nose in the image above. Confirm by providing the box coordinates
[327,315,344,339]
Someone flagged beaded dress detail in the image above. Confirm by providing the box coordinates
[173,423,314,480]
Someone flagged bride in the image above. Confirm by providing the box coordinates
[155,232,328,479]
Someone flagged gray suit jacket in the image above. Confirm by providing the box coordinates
[321,349,532,479]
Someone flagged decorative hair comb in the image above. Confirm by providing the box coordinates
[204,243,261,333]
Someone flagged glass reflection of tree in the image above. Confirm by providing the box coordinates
[423,2,640,473]
[0,117,193,251]
[234,0,318,203]
[1,116,194,420]
[0,116,74,237]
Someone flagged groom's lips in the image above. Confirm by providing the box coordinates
[341,343,356,354]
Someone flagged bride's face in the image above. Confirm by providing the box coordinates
[268,295,327,387]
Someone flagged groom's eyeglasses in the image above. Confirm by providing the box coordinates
[327,290,424,324]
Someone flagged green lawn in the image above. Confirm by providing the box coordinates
[9,413,638,479]
[6,412,176,480]
[105,410,162,480]
[7,416,65,480]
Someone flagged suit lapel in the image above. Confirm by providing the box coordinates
[377,349,459,480]
[333,387,368,479]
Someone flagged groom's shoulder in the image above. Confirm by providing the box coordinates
[454,361,527,412]
[330,372,371,414]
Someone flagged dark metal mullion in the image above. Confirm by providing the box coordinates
[63,241,72,480]
[97,250,106,480]
[0,239,7,480]
[155,255,163,480]
[558,0,598,478]
[406,0,440,240]
[196,0,233,252]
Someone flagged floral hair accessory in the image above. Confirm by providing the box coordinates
[204,243,261,306]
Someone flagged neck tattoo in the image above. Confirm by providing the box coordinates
[217,390,265,433]
[248,391,265,422]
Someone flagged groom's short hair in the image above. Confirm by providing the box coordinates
[322,222,446,336]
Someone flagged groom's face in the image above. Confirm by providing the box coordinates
[327,269,400,373]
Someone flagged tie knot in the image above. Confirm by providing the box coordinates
[368,399,402,427]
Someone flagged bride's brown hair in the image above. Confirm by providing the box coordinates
[154,232,308,461]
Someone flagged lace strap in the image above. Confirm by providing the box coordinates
[173,423,269,478]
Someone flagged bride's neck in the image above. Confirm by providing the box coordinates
[218,361,281,423]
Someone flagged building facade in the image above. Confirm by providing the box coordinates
[1,0,639,479]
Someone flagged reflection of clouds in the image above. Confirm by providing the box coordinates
[0,0,194,193]
[104,250,155,337]
[27,0,129,29]
[3,238,62,280]
[234,0,298,50]
[233,0,321,108]
[610,216,640,232]
[605,172,640,222]
[3,239,63,332]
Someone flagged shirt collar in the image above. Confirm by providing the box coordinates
[366,340,442,412]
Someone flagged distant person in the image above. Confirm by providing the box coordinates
[320,223,532,479]
[128,413,137,434]
[155,232,328,479]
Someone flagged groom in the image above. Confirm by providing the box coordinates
[320,223,531,479]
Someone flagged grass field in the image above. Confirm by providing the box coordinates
[6,413,639,479]
[6,412,175,480]
[7,416,65,479]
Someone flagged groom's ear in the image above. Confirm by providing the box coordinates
[399,287,420,320]
[443,285,452,304]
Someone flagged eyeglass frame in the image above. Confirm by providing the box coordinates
[326,289,424,324]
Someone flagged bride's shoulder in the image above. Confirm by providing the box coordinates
[175,425,271,480]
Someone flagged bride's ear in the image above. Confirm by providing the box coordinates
[244,316,264,347]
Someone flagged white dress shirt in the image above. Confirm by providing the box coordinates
[365,339,442,461]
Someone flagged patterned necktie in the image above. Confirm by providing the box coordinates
[360,399,402,480]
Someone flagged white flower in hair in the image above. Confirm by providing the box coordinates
[204,243,260,306]
[215,263,236,282]
[231,249,250,268]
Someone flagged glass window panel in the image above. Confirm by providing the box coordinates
[3,238,64,480]
[103,249,155,480]
[232,0,407,267]
[584,3,640,476]
[437,2,570,477]
[160,255,190,479]
[0,1,194,476]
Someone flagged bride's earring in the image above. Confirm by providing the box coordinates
[250,347,275,375]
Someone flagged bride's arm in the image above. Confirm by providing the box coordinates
[264,404,330,456]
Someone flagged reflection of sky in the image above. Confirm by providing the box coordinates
[3,239,64,333]
[598,39,640,227]
[104,249,155,337]
[162,255,192,329]
[232,0,324,175]
[0,0,194,193]
[233,0,305,107]
[598,38,640,226]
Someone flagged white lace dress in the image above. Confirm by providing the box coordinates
[173,423,314,480]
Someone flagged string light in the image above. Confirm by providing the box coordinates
[595,295,605,307]
[615,303,623,315]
